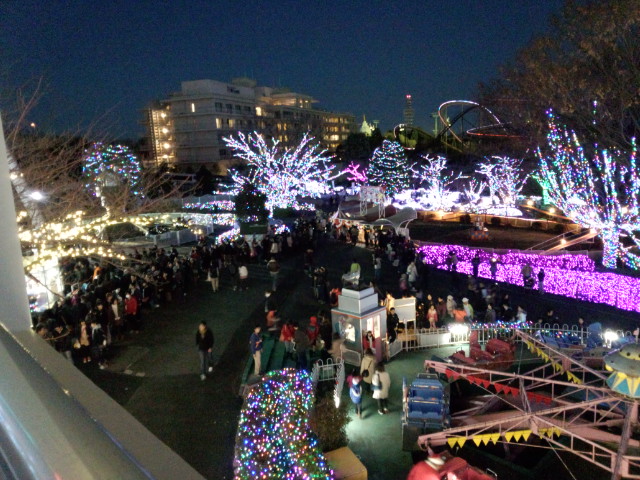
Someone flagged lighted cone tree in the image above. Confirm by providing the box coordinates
[224,132,333,212]
[233,369,334,480]
[537,112,640,269]
[367,140,412,197]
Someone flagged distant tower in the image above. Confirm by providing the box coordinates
[360,115,373,136]
[403,94,414,126]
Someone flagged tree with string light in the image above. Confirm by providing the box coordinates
[366,140,411,197]
[537,112,640,269]
[224,132,333,211]
[82,142,142,212]
[413,155,463,210]
[476,156,528,209]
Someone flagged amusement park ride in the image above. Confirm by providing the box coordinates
[406,329,640,480]
[393,100,517,152]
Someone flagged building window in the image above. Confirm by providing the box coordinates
[216,118,222,129]
[235,105,242,113]
[191,103,196,113]
[226,104,233,113]
[243,106,252,113]
[215,102,223,112]
[256,107,263,116]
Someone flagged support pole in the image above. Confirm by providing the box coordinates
[612,401,638,480]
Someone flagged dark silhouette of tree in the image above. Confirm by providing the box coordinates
[480,0,640,151]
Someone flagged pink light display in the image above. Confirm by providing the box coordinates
[417,244,640,313]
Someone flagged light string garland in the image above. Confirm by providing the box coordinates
[342,162,368,184]
[82,142,142,197]
[536,111,640,269]
[476,156,528,210]
[233,369,334,480]
[417,244,640,313]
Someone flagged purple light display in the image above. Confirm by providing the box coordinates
[417,244,640,313]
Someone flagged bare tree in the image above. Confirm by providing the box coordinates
[479,0,640,151]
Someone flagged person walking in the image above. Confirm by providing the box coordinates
[471,253,481,278]
[293,322,311,371]
[360,348,376,393]
[267,257,280,291]
[249,325,263,376]
[196,321,215,380]
[238,262,249,291]
[537,268,545,295]
[208,263,220,293]
[372,362,391,414]
[349,376,363,418]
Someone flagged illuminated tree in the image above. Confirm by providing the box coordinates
[342,161,368,184]
[5,83,186,281]
[462,178,487,211]
[367,140,411,197]
[413,155,463,210]
[476,156,528,208]
[224,132,333,211]
[537,112,640,269]
[233,369,333,479]
[82,142,142,211]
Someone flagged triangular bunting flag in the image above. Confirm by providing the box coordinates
[538,428,547,437]
[541,395,552,405]
[445,369,454,379]
[467,375,478,385]
[494,384,504,393]
[540,352,549,361]
[456,437,466,448]
[447,438,457,448]
[481,379,491,389]
[472,436,483,447]
[553,427,562,437]
[489,433,500,444]
[522,430,531,441]
[510,387,520,397]
[513,431,522,442]
[504,432,514,442]
[481,434,492,446]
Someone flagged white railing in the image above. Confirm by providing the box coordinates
[397,325,634,352]
[311,357,344,387]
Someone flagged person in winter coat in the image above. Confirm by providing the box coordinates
[372,362,391,414]
[196,321,215,380]
[124,293,139,333]
[293,323,310,370]
[307,316,319,346]
[360,348,376,393]
[90,318,107,369]
[446,295,456,318]
[349,376,363,418]
[427,304,438,329]
[462,298,474,320]
[279,320,295,357]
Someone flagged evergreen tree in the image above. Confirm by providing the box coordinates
[234,182,268,224]
[366,140,412,197]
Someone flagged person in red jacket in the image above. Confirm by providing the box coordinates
[124,293,139,333]
[307,316,319,347]
[279,320,295,358]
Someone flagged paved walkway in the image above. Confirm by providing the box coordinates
[83,236,638,480]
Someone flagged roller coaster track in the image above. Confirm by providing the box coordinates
[437,100,509,144]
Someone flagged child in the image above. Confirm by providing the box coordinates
[349,376,363,418]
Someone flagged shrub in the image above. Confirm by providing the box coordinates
[459,214,471,224]
[309,385,350,452]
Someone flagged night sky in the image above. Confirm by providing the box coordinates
[1,1,564,140]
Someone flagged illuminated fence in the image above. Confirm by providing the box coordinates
[399,325,633,352]
[416,243,640,313]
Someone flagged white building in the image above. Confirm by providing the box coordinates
[143,78,356,170]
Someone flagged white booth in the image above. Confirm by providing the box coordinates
[331,287,387,364]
